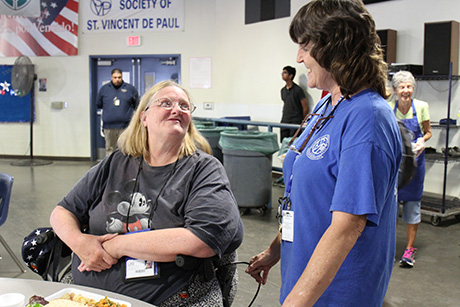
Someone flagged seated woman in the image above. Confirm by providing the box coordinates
[50,81,244,306]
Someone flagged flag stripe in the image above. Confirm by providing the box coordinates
[66,0,79,14]
[43,30,77,55]
[15,17,66,56]
[54,15,78,37]
[61,6,78,24]
[0,37,23,57]
[2,32,36,56]
[8,18,50,56]
[0,0,79,57]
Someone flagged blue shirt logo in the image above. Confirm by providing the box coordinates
[306,134,330,160]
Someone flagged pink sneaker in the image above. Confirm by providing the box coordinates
[400,247,417,268]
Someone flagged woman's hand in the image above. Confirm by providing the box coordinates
[75,233,119,272]
[102,235,123,259]
[414,137,425,156]
[246,246,281,285]
[50,206,119,272]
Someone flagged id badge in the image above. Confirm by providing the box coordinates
[114,98,120,106]
[122,229,159,282]
[281,210,294,242]
[124,257,159,281]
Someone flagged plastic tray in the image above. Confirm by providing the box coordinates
[44,287,131,307]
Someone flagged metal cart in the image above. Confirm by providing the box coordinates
[420,191,460,226]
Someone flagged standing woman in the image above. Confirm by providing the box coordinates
[246,0,402,306]
[390,71,432,268]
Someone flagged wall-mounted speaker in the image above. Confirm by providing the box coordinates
[377,29,397,64]
[423,21,459,75]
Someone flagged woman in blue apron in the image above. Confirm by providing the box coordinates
[390,71,432,268]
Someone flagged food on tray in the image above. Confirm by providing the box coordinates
[59,292,96,305]
[46,299,87,306]
[26,292,127,307]
[94,296,127,307]
[27,295,48,306]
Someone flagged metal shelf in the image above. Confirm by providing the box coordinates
[418,64,457,221]
[425,153,460,164]
[415,75,460,80]
[430,124,459,129]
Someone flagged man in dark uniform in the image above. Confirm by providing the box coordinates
[280,66,308,142]
[97,68,139,156]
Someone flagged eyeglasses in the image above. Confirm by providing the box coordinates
[288,113,334,154]
[145,97,196,113]
[288,95,345,154]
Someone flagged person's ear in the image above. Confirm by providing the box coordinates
[140,111,148,127]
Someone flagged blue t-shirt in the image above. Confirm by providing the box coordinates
[280,89,401,306]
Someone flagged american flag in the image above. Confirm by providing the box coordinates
[0,0,79,57]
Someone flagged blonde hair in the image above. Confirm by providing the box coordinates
[117,81,211,159]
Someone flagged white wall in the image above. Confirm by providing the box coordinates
[1,0,460,195]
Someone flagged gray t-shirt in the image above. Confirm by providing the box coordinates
[58,150,244,305]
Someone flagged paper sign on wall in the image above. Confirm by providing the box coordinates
[189,57,212,89]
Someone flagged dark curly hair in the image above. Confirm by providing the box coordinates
[289,0,388,99]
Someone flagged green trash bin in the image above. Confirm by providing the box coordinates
[198,126,238,163]
[194,124,206,129]
[193,120,214,128]
[219,131,279,214]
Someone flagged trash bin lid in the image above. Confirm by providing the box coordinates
[193,120,214,127]
[219,131,279,155]
[198,126,238,137]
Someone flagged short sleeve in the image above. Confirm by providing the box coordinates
[420,101,430,123]
[331,142,395,226]
[183,156,243,257]
[58,158,110,225]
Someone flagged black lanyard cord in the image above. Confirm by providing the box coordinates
[287,96,332,148]
[147,159,179,229]
[289,95,345,154]
[126,157,144,230]
[126,157,179,232]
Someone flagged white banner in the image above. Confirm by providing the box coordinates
[81,0,184,33]
[0,0,40,17]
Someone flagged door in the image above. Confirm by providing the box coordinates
[90,54,181,160]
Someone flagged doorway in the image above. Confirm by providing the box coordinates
[89,54,181,160]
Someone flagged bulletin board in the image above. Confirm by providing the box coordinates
[0,65,33,123]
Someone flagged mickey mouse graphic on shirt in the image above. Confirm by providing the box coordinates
[105,179,152,233]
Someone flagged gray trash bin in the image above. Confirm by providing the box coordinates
[198,126,238,163]
[219,131,279,215]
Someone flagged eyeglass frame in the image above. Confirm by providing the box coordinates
[145,97,197,113]
[288,95,345,154]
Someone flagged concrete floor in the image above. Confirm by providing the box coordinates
[0,158,459,306]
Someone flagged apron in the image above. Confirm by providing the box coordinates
[394,100,425,201]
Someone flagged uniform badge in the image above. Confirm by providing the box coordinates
[306,134,330,160]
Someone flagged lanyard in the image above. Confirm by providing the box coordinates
[276,95,345,226]
[288,95,345,154]
[126,158,179,232]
